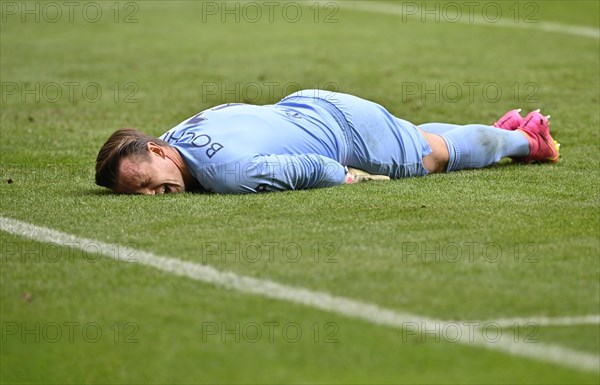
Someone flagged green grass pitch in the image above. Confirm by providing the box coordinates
[1,1,599,384]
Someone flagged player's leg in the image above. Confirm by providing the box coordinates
[299,91,546,176]
[419,129,449,173]
[421,125,530,173]
[418,122,522,173]
[279,90,558,177]
[420,110,560,173]
[323,92,557,175]
[419,123,461,134]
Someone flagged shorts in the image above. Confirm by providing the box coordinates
[279,89,431,178]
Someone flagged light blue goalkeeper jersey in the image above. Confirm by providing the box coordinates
[160,90,431,194]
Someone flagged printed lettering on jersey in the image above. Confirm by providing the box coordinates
[163,119,224,159]
[187,112,208,125]
[167,103,250,157]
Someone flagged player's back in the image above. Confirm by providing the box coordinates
[160,102,346,165]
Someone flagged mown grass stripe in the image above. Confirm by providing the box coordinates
[1,216,598,374]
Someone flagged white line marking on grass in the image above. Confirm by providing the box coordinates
[334,1,600,39]
[1,216,598,374]
[475,315,600,328]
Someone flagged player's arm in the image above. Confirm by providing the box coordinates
[235,154,345,193]
[204,154,390,193]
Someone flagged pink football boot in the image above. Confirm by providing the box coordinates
[493,109,523,130]
[513,109,560,163]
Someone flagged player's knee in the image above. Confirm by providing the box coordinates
[420,130,449,174]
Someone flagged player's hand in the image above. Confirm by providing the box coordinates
[344,167,391,184]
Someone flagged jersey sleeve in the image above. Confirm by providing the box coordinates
[199,154,347,194]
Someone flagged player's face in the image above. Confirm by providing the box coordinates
[115,151,185,195]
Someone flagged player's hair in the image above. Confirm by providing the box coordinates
[95,128,169,190]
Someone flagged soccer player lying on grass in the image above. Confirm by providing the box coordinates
[95,89,560,194]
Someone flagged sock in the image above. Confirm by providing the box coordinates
[419,122,462,134]
[438,124,530,172]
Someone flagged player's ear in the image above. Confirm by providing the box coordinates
[147,142,165,158]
